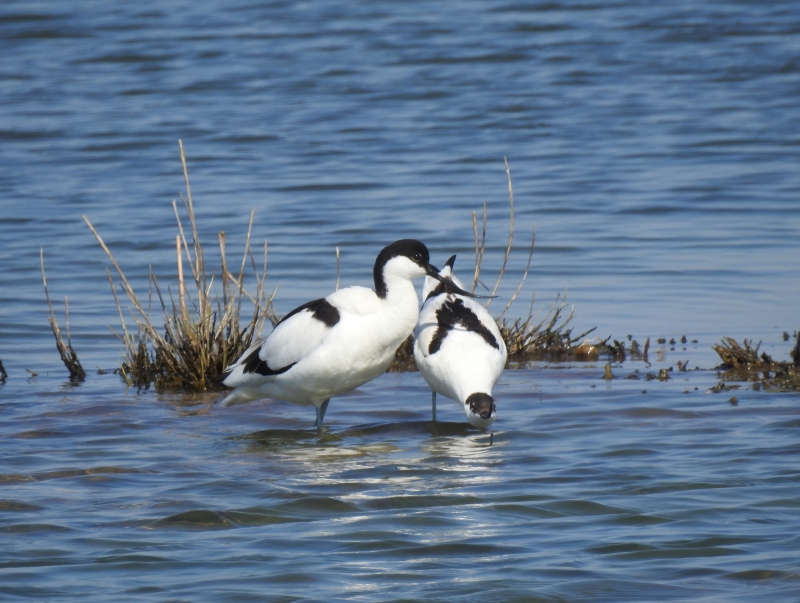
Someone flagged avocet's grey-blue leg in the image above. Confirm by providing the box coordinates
[315,398,331,428]
[431,391,437,422]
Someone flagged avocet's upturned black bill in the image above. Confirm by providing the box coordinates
[413,255,507,428]
[423,264,488,299]
[220,239,449,427]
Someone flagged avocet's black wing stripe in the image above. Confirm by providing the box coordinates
[428,298,500,355]
[241,345,296,376]
[240,298,340,376]
[276,298,341,328]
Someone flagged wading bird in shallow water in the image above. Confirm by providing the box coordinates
[220,240,480,427]
[414,255,507,428]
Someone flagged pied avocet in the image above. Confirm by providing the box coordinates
[413,255,507,428]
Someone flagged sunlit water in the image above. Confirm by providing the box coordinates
[1,1,799,600]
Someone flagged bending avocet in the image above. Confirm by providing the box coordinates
[413,255,507,428]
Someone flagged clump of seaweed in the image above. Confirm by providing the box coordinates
[40,249,86,381]
[85,141,277,391]
[713,335,800,392]
[713,337,772,367]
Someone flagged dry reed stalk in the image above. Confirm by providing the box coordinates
[471,203,487,294]
[467,159,596,361]
[177,235,187,318]
[389,158,601,370]
[496,226,535,322]
[84,140,277,391]
[40,249,86,380]
[470,160,528,305]
[335,246,341,291]
[485,157,516,307]
[219,231,231,308]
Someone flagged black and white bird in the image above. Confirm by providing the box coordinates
[220,240,478,427]
[413,255,507,428]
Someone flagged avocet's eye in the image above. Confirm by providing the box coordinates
[413,252,422,261]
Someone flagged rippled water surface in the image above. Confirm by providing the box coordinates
[2,0,800,600]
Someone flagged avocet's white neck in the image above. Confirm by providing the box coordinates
[375,256,424,338]
[381,271,421,309]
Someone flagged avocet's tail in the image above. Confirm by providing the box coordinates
[218,339,266,406]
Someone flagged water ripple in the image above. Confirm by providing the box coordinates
[2,0,800,600]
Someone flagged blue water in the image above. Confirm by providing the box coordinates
[2,1,800,600]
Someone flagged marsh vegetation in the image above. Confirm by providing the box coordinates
[34,145,799,394]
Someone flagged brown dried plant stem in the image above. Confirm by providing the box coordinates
[393,157,600,370]
[485,156,516,307]
[466,158,594,361]
[40,249,86,380]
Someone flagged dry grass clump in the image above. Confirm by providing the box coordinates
[713,334,800,392]
[498,294,598,359]
[85,141,276,391]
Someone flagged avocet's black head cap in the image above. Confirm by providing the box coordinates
[373,240,490,300]
[374,239,431,298]
[379,239,431,268]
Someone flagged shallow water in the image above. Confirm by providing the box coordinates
[1,0,800,600]
[3,364,800,601]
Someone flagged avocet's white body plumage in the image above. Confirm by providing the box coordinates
[221,240,466,427]
[413,256,507,428]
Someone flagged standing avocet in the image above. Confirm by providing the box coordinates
[413,255,507,428]
[220,240,479,427]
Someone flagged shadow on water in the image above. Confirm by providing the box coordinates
[235,421,485,445]
[148,505,345,530]
[344,420,480,438]
[231,421,497,461]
